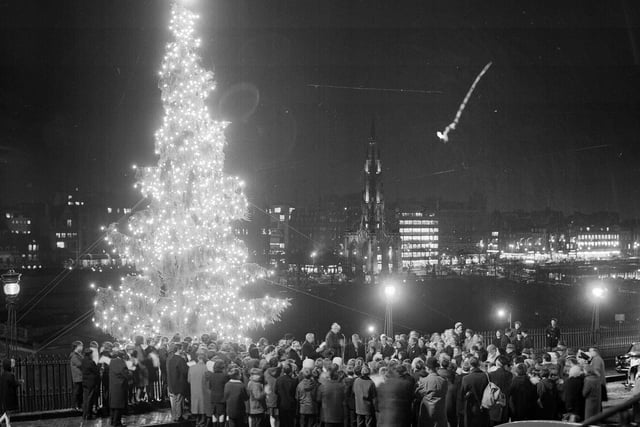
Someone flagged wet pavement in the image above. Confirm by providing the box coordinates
[6,378,637,427]
[10,408,193,427]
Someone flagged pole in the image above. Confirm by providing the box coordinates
[6,298,16,361]
[508,311,512,329]
[384,301,393,338]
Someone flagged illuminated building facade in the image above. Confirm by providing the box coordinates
[262,204,295,268]
[569,226,621,258]
[397,211,438,273]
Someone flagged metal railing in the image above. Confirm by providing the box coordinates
[13,355,166,413]
[479,322,640,357]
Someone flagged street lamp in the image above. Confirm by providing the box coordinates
[590,284,607,343]
[1,269,21,360]
[497,307,512,329]
[367,325,376,338]
[382,283,396,338]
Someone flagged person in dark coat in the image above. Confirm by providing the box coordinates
[564,362,585,422]
[460,357,489,427]
[454,361,470,427]
[167,343,189,422]
[545,319,561,350]
[263,359,280,427]
[301,333,319,362]
[69,340,84,411]
[379,335,395,360]
[344,334,366,362]
[535,367,560,420]
[81,348,100,420]
[376,365,414,427]
[296,368,319,427]
[275,363,298,427]
[588,347,607,402]
[582,364,602,420]
[324,323,344,360]
[208,360,229,427]
[344,366,357,427]
[491,330,508,354]
[437,359,456,427]
[224,367,249,427]
[318,364,346,427]
[98,342,113,416]
[406,337,422,361]
[353,365,376,427]
[488,356,513,425]
[109,350,131,427]
[287,342,303,370]
[509,363,536,421]
[0,358,19,424]
[416,357,448,427]
[521,330,533,350]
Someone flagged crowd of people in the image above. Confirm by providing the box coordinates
[67,318,614,427]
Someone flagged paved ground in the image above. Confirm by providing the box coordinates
[10,408,190,427]
[7,375,637,427]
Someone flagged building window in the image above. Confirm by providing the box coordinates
[107,207,112,214]
[66,219,73,227]
[56,241,65,249]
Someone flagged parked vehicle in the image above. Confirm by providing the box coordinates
[616,342,640,373]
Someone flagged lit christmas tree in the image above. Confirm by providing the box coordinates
[94,2,289,341]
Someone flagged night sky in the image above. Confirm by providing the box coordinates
[1,1,640,216]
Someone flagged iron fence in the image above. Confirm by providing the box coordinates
[479,322,640,357]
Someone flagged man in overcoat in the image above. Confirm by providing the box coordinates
[167,343,189,422]
[188,352,209,427]
[460,357,489,427]
[109,350,131,427]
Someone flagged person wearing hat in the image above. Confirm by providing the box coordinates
[81,347,100,420]
[69,340,84,412]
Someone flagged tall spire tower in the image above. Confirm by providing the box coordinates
[345,119,400,281]
[362,119,385,235]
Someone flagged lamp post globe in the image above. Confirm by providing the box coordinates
[384,285,396,299]
[1,269,21,360]
[589,284,607,344]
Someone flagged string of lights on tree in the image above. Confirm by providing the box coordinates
[93,1,289,341]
